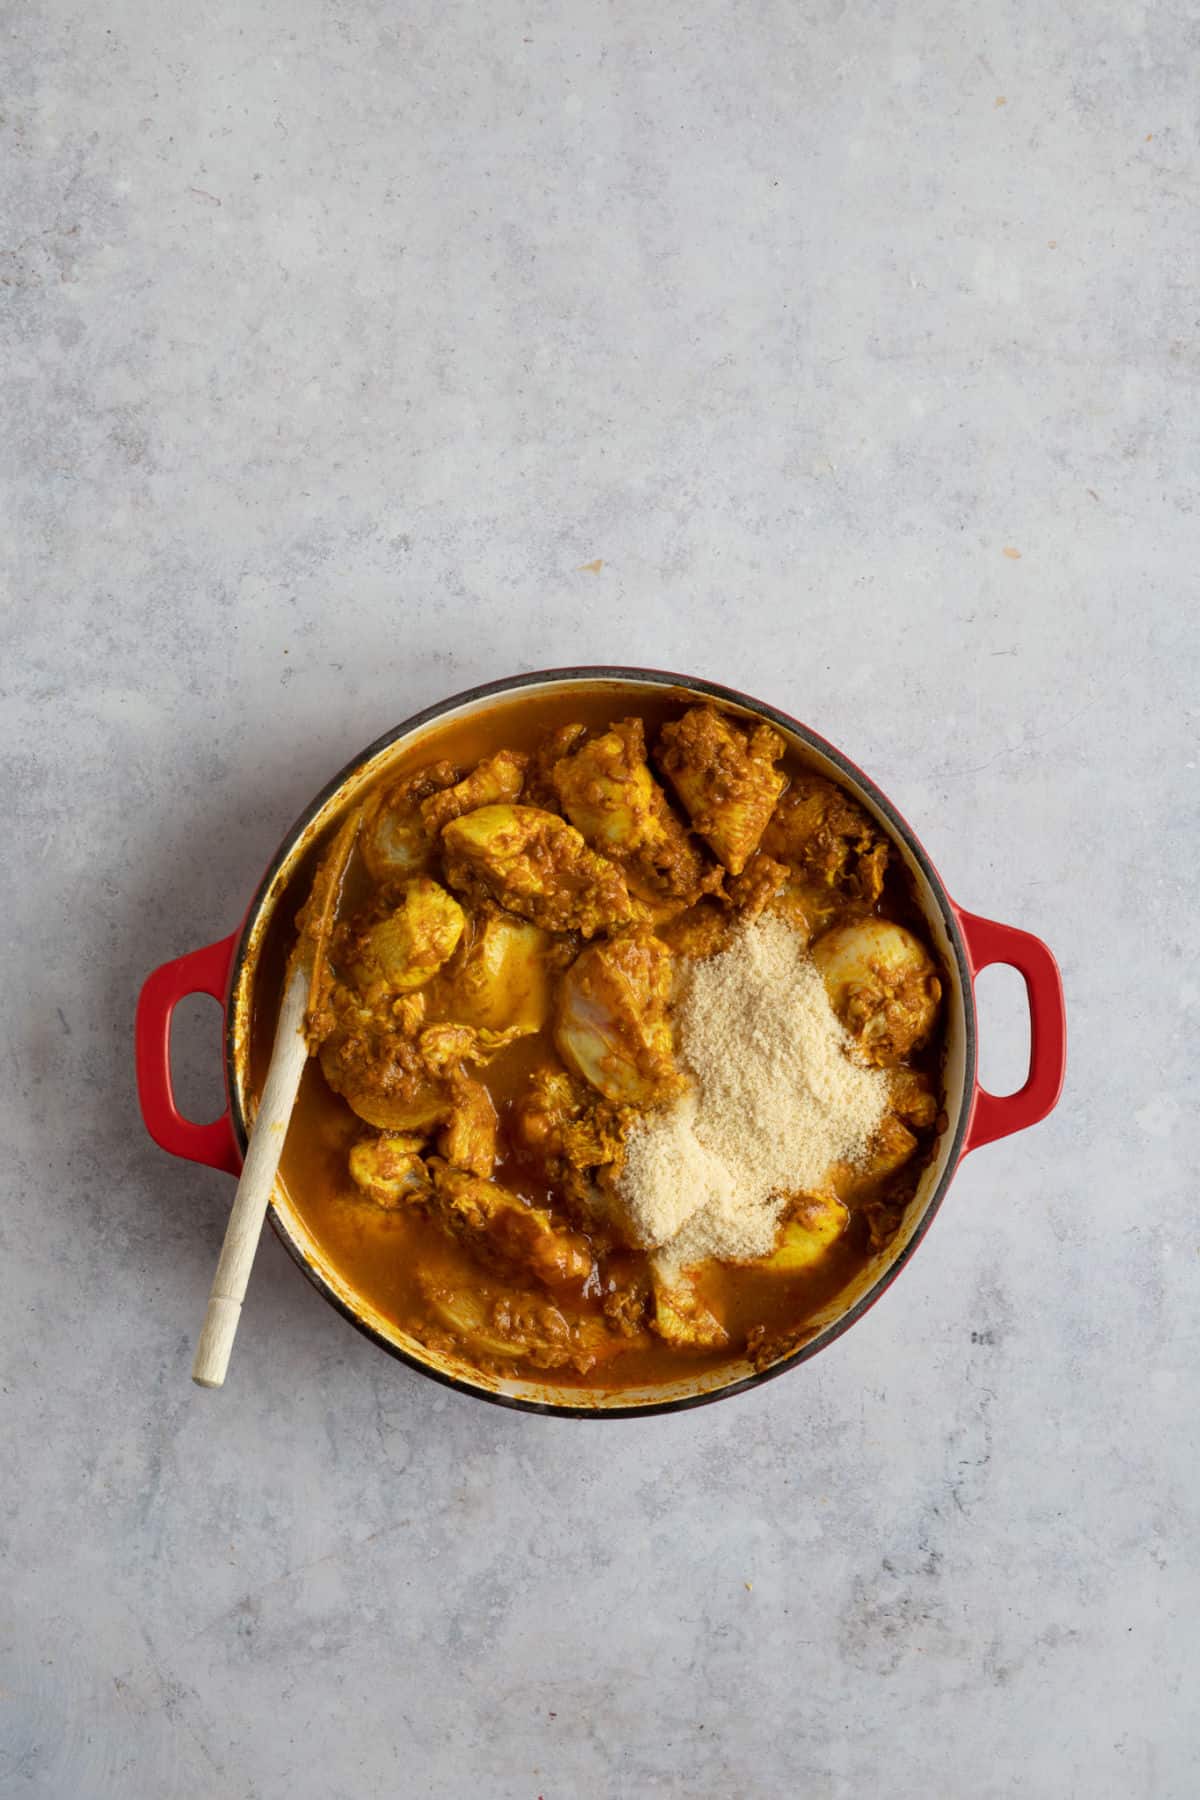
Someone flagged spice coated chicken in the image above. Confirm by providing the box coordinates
[290,702,946,1386]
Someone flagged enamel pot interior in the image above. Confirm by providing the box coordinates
[226,670,976,1417]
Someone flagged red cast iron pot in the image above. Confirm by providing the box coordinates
[136,669,1067,1416]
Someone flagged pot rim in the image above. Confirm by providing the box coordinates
[225,666,976,1419]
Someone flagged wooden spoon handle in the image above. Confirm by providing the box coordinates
[191,959,311,1389]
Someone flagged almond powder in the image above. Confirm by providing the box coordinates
[614,913,889,1270]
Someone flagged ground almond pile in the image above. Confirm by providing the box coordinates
[616,913,889,1272]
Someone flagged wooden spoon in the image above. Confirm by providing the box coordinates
[191,808,361,1389]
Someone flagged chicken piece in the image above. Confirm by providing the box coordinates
[725,852,815,937]
[811,918,942,1066]
[602,1278,652,1338]
[513,1067,632,1238]
[550,718,718,906]
[320,1008,450,1130]
[429,1162,593,1288]
[552,719,662,852]
[829,1115,921,1204]
[888,1067,940,1131]
[442,911,552,1034]
[654,707,786,876]
[649,1260,729,1350]
[441,804,636,937]
[417,1019,528,1076]
[658,898,733,962]
[348,1133,433,1207]
[391,991,428,1036]
[420,748,528,837]
[864,1114,920,1182]
[555,930,681,1106]
[421,1281,633,1374]
[725,851,789,919]
[360,763,458,884]
[762,773,889,904]
[422,1283,540,1361]
[437,1076,498,1179]
[319,986,527,1131]
[514,1067,629,1175]
[757,1192,850,1273]
[523,723,587,809]
[355,878,466,993]
[422,1282,569,1363]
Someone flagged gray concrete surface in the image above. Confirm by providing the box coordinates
[3,0,1198,1794]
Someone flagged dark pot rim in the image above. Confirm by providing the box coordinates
[224,666,976,1419]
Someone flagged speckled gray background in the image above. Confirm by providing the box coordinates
[3,0,1198,1794]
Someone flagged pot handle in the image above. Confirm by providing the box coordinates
[135,934,242,1175]
[958,909,1066,1153]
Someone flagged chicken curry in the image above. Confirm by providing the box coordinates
[252,688,946,1391]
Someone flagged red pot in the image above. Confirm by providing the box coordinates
[136,669,1066,1414]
